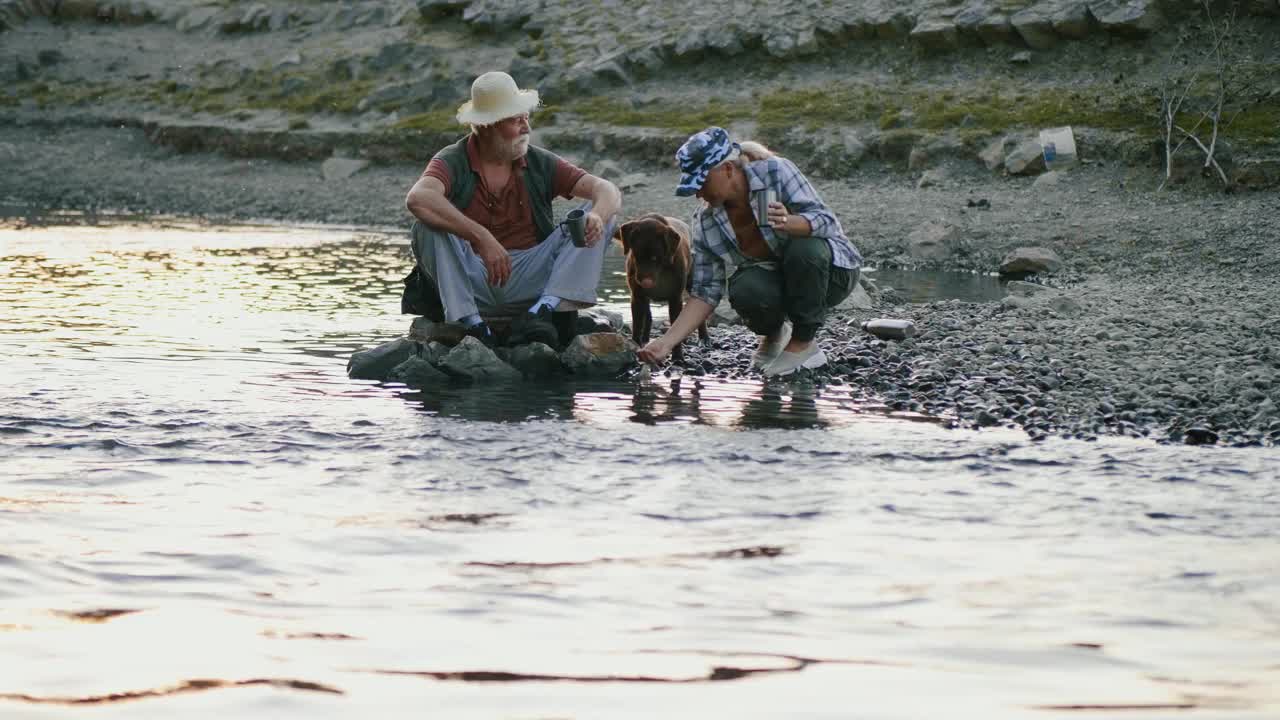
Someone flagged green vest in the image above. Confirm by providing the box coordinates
[432,135,559,243]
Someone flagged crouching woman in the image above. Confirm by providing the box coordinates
[636,126,862,376]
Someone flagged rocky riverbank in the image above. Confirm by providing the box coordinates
[2,1,1278,447]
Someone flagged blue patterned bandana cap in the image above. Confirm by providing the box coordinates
[674,126,738,197]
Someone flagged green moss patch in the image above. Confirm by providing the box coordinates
[555,96,741,135]
[390,108,460,132]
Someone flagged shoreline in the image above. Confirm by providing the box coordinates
[3,121,1278,448]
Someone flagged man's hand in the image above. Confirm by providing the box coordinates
[583,211,605,247]
[637,337,674,366]
[474,234,511,286]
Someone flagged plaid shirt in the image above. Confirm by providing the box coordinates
[688,157,861,308]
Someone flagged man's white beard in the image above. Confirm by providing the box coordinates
[504,135,530,162]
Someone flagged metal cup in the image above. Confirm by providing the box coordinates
[563,208,587,247]
[756,189,777,226]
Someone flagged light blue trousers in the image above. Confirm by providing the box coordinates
[410,203,615,322]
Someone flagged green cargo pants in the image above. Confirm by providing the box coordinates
[727,237,857,343]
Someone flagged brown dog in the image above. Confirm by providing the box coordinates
[614,213,711,363]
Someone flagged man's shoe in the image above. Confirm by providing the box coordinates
[751,320,792,370]
[464,321,500,349]
[763,344,827,377]
[509,306,560,348]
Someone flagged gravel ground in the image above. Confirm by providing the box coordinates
[2,122,1277,447]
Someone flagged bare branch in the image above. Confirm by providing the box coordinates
[1175,125,1230,187]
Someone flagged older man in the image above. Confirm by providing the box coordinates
[404,71,622,348]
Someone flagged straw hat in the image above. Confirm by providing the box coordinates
[455,71,540,126]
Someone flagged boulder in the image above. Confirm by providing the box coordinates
[416,0,468,21]
[387,355,449,387]
[907,221,963,262]
[1010,6,1060,49]
[347,337,416,380]
[508,342,564,379]
[911,17,960,51]
[176,6,221,32]
[1005,139,1047,175]
[408,317,467,346]
[577,308,624,334]
[836,282,874,311]
[975,13,1016,45]
[1052,2,1095,37]
[439,336,522,382]
[999,247,1063,275]
[980,135,1013,170]
[560,332,638,375]
[1090,0,1164,35]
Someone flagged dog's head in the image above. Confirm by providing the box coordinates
[615,215,682,290]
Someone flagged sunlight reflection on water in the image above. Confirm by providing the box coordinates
[2,218,1278,719]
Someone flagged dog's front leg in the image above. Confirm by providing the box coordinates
[631,295,652,348]
[667,295,686,364]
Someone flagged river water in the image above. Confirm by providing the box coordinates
[1,218,1277,719]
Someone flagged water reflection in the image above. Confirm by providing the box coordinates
[865,266,1007,304]
[394,373,944,431]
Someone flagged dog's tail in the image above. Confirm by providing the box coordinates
[739,140,776,162]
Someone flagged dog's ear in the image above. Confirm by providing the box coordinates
[664,226,681,258]
[614,221,634,254]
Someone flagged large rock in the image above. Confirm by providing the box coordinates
[974,12,1017,45]
[911,16,960,51]
[577,307,624,334]
[907,221,963,262]
[1000,247,1064,276]
[836,282,874,311]
[508,342,564,379]
[176,6,221,32]
[347,337,416,380]
[560,332,638,376]
[416,0,468,21]
[1005,139,1047,175]
[1053,2,1096,37]
[1090,0,1164,35]
[387,355,449,387]
[439,336,522,382]
[408,317,467,346]
[1011,5,1061,49]
[980,135,1013,171]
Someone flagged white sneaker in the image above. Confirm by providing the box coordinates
[750,320,792,370]
[763,344,827,377]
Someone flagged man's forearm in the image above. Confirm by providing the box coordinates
[407,190,491,247]
[590,180,622,222]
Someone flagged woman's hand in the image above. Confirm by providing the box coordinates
[766,201,790,233]
[637,337,674,366]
